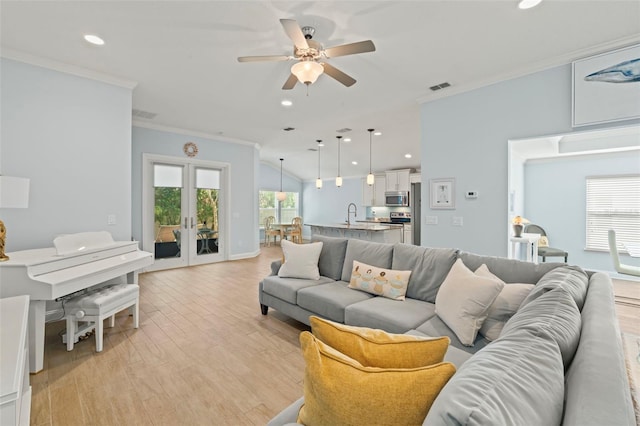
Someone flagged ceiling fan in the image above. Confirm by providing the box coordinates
[237,19,376,90]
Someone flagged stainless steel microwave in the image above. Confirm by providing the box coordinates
[385,191,409,207]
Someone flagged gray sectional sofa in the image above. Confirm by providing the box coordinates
[259,235,635,425]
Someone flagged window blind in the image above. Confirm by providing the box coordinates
[586,175,640,251]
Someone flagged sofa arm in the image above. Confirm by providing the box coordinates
[267,397,304,426]
[270,260,282,276]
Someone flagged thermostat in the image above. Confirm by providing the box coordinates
[465,191,478,199]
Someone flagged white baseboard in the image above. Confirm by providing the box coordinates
[229,249,260,261]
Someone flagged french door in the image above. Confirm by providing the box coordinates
[142,154,229,271]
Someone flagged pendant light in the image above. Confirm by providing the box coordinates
[316,140,323,189]
[276,158,286,201]
[367,129,375,186]
[335,136,343,187]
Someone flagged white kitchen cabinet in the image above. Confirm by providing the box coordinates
[410,173,421,183]
[362,174,387,206]
[385,169,411,192]
[0,296,31,426]
[403,224,412,245]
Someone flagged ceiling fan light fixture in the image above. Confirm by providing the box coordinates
[291,60,324,85]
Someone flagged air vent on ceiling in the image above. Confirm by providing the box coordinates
[429,82,451,92]
[308,148,318,152]
[336,128,352,133]
[132,109,157,119]
[283,127,295,131]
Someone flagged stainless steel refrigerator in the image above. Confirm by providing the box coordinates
[410,182,421,246]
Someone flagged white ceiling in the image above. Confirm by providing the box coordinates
[2,1,639,181]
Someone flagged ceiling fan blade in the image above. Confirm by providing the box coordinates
[321,63,356,87]
[323,40,376,58]
[237,55,291,63]
[282,74,298,90]
[280,19,309,50]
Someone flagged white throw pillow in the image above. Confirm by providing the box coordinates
[278,240,323,280]
[475,264,534,341]
[435,259,504,346]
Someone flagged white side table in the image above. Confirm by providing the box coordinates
[509,233,541,264]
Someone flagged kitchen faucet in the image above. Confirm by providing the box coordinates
[347,203,357,226]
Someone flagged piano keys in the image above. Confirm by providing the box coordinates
[0,232,153,373]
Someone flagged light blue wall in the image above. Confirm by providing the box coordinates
[131,126,259,257]
[421,63,640,260]
[0,58,133,251]
[525,150,640,271]
[302,177,365,239]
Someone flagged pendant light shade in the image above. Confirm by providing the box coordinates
[335,136,343,187]
[316,140,323,189]
[367,128,375,186]
[276,158,286,201]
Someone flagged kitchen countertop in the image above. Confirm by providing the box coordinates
[305,223,402,231]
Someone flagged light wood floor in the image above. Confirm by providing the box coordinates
[30,245,640,425]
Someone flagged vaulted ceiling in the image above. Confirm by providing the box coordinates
[2,1,639,180]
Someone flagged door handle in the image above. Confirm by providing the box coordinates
[190,217,195,229]
[184,217,188,229]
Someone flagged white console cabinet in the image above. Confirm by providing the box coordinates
[0,295,31,426]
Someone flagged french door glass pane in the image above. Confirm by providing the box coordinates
[196,168,220,256]
[153,164,183,260]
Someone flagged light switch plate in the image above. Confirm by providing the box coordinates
[425,216,438,225]
[107,214,116,225]
[452,216,463,226]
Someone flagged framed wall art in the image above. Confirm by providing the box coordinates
[430,178,455,209]
[572,44,640,127]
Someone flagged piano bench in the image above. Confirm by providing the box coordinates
[64,283,140,352]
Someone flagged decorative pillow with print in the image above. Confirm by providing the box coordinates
[348,260,412,301]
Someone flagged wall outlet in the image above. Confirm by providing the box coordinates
[107,214,116,225]
[425,216,438,225]
[452,216,463,226]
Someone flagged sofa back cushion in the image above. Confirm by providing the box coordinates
[458,251,562,284]
[501,286,581,368]
[311,235,349,280]
[340,239,394,282]
[424,328,565,426]
[521,265,589,311]
[391,244,458,303]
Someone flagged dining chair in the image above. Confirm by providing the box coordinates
[264,216,281,247]
[284,216,303,244]
[524,224,568,262]
[608,229,640,277]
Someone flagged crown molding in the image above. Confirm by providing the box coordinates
[417,35,640,104]
[132,121,260,149]
[1,48,138,90]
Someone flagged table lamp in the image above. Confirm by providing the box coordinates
[0,176,30,261]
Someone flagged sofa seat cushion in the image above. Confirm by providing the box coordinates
[414,315,491,354]
[407,329,474,369]
[424,328,566,426]
[345,296,437,334]
[298,331,456,426]
[297,281,374,323]
[310,316,450,368]
[261,275,334,304]
[391,244,458,303]
[340,239,394,282]
[311,235,349,280]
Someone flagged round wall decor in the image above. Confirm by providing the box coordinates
[183,142,198,157]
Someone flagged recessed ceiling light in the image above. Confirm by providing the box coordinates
[374,131,382,136]
[343,138,352,142]
[318,143,325,147]
[405,154,412,159]
[351,161,358,165]
[83,34,105,45]
[518,0,542,9]
[281,99,293,107]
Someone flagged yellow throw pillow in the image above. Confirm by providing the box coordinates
[348,260,412,300]
[297,332,456,426]
[310,316,450,368]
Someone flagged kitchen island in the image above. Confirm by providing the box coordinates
[306,223,403,244]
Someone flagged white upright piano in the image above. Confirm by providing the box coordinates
[0,232,153,373]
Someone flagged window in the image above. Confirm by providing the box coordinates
[586,175,640,251]
[259,191,299,226]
